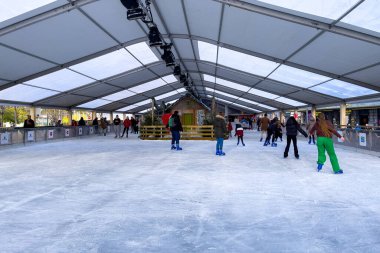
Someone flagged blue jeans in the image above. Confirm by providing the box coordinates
[171,131,180,145]
[216,137,224,151]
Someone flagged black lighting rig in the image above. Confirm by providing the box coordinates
[120,0,199,99]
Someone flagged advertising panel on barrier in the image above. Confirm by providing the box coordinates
[79,127,83,136]
[27,131,35,142]
[48,130,54,139]
[65,129,70,137]
[90,127,94,134]
[359,133,367,146]
[1,132,10,145]
[107,126,111,133]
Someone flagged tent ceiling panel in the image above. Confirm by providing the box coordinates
[346,65,380,88]
[97,101,129,112]
[137,84,180,99]
[0,84,59,103]
[38,94,88,107]
[254,80,301,95]
[25,69,94,92]
[0,45,56,81]
[0,79,7,87]
[221,5,320,59]
[106,70,158,88]
[183,0,222,41]
[76,99,111,109]
[287,90,337,105]
[214,67,262,87]
[196,62,217,75]
[72,83,122,98]
[173,39,196,60]
[0,0,67,29]
[182,61,199,72]
[244,0,358,21]
[155,0,188,35]
[339,0,380,35]
[147,63,175,77]
[0,9,117,64]
[290,32,380,75]
[80,0,147,43]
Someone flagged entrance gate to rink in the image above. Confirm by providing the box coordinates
[0,125,114,147]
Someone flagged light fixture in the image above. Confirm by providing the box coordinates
[173,65,181,76]
[148,25,162,47]
[120,0,146,20]
[160,44,175,67]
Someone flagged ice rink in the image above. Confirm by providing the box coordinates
[1,131,380,252]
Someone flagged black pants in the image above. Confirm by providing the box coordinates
[237,136,245,145]
[121,127,129,137]
[284,135,298,156]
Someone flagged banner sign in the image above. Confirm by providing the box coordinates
[1,132,10,145]
[89,127,94,134]
[359,133,366,147]
[79,127,83,136]
[65,129,70,137]
[48,130,54,139]
[27,131,35,142]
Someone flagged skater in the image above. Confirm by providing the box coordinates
[169,111,183,150]
[100,117,107,136]
[92,117,99,134]
[309,113,345,174]
[257,116,261,131]
[113,115,121,138]
[227,121,233,138]
[260,114,270,142]
[120,116,131,138]
[23,115,35,128]
[264,117,278,147]
[306,116,316,144]
[213,112,227,155]
[78,117,86,126]
[283,116,308,159]
[235,126,245,146]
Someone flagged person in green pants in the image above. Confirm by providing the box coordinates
[309,113,345,174]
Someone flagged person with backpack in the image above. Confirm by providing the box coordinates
[169,111,183,150]
[309,113,345,174]
[283,116,308,159]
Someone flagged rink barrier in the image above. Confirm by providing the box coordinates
[140,125,215,140]
[0,126,112,147]
[332,128,380,152]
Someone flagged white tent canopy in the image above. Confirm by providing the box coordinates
[0,0,379,113]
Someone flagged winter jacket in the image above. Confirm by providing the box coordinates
[235,127,244,137]
[260,117,270,131]
[78,119,86,126]
[113,118,121,125]
[213,115,227,138]
[309,121,341,138]
[170,114,183,132]
[123,119,131,128]
[100,119,107,129]
[286,120,307,137]
[306,119,316,131]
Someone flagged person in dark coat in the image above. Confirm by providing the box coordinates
[78,117,86,126]
[92,117,99,134]
[23,115,35,128]
[284,116,308,159]
[264,117,278,147]
[169,111,183,150]
[213,112,227,156]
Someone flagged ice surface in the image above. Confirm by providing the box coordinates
[0,130,380,252]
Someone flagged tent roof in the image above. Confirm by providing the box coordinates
[0,0,379,113]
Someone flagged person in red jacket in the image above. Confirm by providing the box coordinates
[121,116,131,138]
[235,126,245,146]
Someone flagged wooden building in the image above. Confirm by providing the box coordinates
[167,95,211,125]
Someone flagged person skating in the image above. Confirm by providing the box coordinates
[120,116,131,138]
[235,126,245,146]
[169,111,183,150]
[260,114,270,142]
[306,116,316,144]
[113,115,121,138]
[309,113,345,174]
[264,117,278,147]
[213,112,227,155]
[283,116,308,159]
